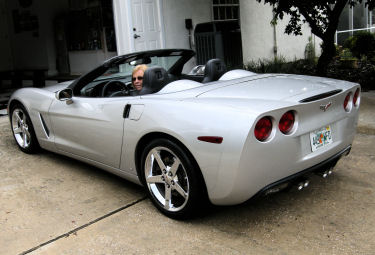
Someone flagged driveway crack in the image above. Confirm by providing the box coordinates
[19,196,147,255]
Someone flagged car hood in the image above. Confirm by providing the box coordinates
[195,74,354,102]
[42,80,74,92]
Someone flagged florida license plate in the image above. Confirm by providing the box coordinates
[310,125,333,152]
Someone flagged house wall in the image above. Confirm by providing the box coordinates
[161,0,212,49]
[239,0,321,64]
[161,0,212,71]
[112,0,133,55]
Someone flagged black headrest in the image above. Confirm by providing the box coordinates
[139,66,170,95]
[202,59,227,83]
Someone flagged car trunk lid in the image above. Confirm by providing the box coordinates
[196,74,352,103]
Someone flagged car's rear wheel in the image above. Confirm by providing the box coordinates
[140,138,205,219]
[10,103,39,153]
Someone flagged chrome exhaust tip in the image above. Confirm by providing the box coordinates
[315,169,333,178]
[297,179,309,191]
[304,180,309,187]
[297,183,304,190]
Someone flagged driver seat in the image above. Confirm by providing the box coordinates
[202,59,227,83]
[138,66,170,95]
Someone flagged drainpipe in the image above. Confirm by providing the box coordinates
[272,12,278,58]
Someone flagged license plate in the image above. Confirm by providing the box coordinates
[310,125,333,152]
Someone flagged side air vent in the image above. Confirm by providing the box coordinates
[299,89,342,103]
[39,113,50,138]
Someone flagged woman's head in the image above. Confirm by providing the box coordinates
[132,64,148,91]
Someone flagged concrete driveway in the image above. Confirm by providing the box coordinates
[1,115,375,254]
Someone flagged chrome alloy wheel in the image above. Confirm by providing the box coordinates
[144,146,189,212]
[12,108,31,148]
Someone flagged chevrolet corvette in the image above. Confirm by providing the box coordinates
[8,49,360,219]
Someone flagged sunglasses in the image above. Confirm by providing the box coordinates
[132,76,143,81]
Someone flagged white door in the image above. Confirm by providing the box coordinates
[0,0,12,71]
[131,0,163,51]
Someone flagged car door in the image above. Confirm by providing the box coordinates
[48,96,129,168]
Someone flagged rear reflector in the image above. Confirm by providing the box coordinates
[353,88,360,106]
[197,136,223,144]
[254,116,272,142]
[343,92,352,112]
[279,111,295,134]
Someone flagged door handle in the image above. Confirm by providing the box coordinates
[134,34,141,39]
[123,104,131,118]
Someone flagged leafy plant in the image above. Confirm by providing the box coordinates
[245,56,316,75]
[245,56,287,73]
[245,56,374,90]
[304,36,316,63]
[340,48,355,60]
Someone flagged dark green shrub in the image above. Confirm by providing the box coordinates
[245,56,288,73]
[327,59,375,91]
[245,56,374,91]
[344,31,375,58]
[343,36,356,51]
[245,57,316,75]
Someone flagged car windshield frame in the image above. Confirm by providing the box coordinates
[68,49,195,96]
[93,55,184,82]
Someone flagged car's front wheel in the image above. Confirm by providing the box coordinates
[10,103,39,153]
[140,138,205,219]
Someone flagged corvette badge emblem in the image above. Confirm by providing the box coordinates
[320,102,332,112]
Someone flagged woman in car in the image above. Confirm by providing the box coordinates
[132,64,148,91]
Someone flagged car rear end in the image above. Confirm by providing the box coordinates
[196,75,360,205]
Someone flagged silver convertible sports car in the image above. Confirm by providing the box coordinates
[8,49,360,219]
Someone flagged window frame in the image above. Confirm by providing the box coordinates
[212,0,240,21]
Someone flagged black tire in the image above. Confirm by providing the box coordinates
[140,138,206,219]
[10,103,39,154]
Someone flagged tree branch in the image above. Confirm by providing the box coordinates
[298,7,324,38]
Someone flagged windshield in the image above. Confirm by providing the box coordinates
[70,49,195,97]
[94,55,181,82]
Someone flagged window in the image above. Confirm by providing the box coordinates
[353,2,367,29]
[370,9,375,26]
[336,3,375,45]
[212,0,239,21]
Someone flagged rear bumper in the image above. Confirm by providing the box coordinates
[209,145,351,205]
[252,145,351,199]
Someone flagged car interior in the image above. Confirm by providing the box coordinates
[72,50,230,98]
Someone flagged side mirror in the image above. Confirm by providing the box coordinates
[56,88,73,105]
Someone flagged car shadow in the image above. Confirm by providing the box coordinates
[188,173,343,226]
[40,149,145,194]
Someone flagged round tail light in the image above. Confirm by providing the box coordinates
[353,88,360,106]
[343,92,352,112]
[254,116,272,142]
[279,111,295,134]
